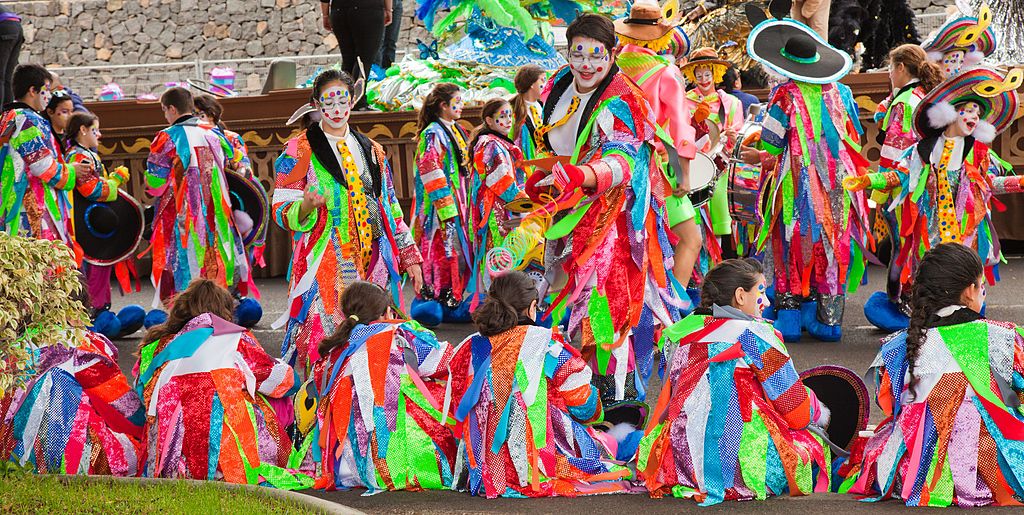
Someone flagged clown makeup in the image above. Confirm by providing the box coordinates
[941,50,966,79]
[694,66,716,94]
[486,104,514,136]
[736,274,769,317]
[36,83,52,112]
[567,37,611,93]
[441,94,464,121]
[317,84,352,130]
[79,122,101,149]
[949,101,982,138]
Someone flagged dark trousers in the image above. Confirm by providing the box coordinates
[374,0,402,70]
[0,21,23,107]
[330,1,385,109]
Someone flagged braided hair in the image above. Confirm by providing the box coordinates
[699,258,764,309]
[905,243,983,398]
[318,281,391,356]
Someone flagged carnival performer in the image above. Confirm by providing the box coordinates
[272,69,423,374]
[614,0,702,313]
[468,98,529,288]
[529,13,681,402]
[1,329,145,476]
[309,281,455,492]
[638,259,833,505]
[135,279,307,488]
[410,83,476,327]
[449,271,630,498]
[922,2,997,80]
[679,47,744,294]
[511,64,546,162]
[0,64,94,245]
[194,93,253,178]
[145,87,255,307]
[844,66,1022,329]
[65,112,147,339]
[847,243,1024,507]
[746,7,870,342]
[860,44,943,331]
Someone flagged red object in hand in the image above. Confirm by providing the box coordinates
[525,170,549,202]
[552,162,585,195]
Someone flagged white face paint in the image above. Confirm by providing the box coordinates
[952,101,982,137]
[487,104,514,136]
[317,85,351,129]
[567,37,611,93]
[446,95,464,120]
[941,50,966,79]
[694,66,715,94]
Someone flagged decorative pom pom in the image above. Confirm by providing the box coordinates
[964,51,985,66]
[973,120,996,143]
[927,51,945,62]
[927,101,958,129]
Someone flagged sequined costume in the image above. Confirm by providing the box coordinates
[449,324,630,498]
[847,308,1024,507]
[272,123,421,373]
[135,314,305,488]
[309,320,455,492]
[539,64,681,401]
[869,82,926,245]
[517,100,545,161]
[412,120,475,310]
[0,103,77,245]
[470,131,528,285]
[638,309,832,505]
[0,331,144,476]
[224,129,253,177]
[758,80,871,335]
[145,117,252,306]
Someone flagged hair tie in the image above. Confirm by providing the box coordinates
[348,314,359,322]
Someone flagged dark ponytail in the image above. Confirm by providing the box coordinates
[318,281,391,356]
[905,243,983,398]
[417,82,460,132]
[472,271,538,336]
[511,64,545,141]
[699,258,764,309]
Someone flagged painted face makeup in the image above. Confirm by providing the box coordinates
[317,85,352,129]
[567,38,611,92]
[39,84,52,111]
[954,101,982,137]
[694,66,715,94]
[489,105,514,136]
[941,50,966,78]
[756,283,770,315]
[448,95,464,119]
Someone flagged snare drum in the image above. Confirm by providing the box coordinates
[687,153,717,208]
[728,163,761,224]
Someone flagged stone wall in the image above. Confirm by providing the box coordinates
[12,0,430,99]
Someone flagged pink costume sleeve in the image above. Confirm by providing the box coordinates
[654,69,697,160]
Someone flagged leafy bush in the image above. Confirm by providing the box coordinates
[0,233,89,394]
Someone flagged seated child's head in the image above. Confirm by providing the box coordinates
[911,243,985,317]
[66,112,100,149]
[472,271,539,336]
[319,281,393,355]
[700,258,769,317]
[142,279,234,345]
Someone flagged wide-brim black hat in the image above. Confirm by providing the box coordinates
[226,169,268,249]
[746,18,852,84]
[73,189,144,265]
[799,365,870,450]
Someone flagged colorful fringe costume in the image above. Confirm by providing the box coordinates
[869,82,926,245]
[638,309,832,505]
[517,100,544,162]
[0,104,78,245]
[224,129,253,177]
[135,314,306,488]
[309,320,456,492]
[758,80,871,338]
[848,308,1024,506]
[272,124,421,373]
[67,144,129,203]
[145,117,252,306]
[539,64,681,402]
[412,119,476,314]
[470,130,527,286]
[1,331,144,476]
[449,324,630,498]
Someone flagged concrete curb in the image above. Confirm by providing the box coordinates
[55,475,366,515]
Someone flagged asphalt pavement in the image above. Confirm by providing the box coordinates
[106,257,1024,513]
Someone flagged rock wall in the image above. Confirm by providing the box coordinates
[13,0,430,99]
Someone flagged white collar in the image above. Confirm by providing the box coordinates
[935,305,968,318]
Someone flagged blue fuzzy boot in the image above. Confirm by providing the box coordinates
[115,305,146,337]
[144,309,168,329]
[410,297,443,327]
[91,309,123,340]
[234,298,263,328]
[774,310,802,342]
[804,294,843,342]
[864,291,909,332]
[444,293,484,323]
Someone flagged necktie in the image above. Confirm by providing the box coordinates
[534,96,582,145]
[934,138,961,244]
[336,138,374,273]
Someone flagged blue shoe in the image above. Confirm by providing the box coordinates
[410,298,443,327]
[804,295,844,342]
[115,305,146,337]
[864,291,909,332]
[444,294,483,323]
[800,300,817,331]
[144,309,168,329]
[806,318,842,342]
[774,309,802,342]
[234,298,263,328]
[91,309,123,340]
[616,429,644,462]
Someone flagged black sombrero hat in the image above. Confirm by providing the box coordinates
[73,189,144,265]
[799,365,870,451]
[226,169,269,249]
[745,1,852,84]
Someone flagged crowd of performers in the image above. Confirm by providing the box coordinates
[4,0,1024,508]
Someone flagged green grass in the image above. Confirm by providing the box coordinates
[0,474,315,514]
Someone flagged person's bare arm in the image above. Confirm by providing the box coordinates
[384,0,393,26]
